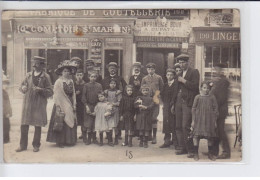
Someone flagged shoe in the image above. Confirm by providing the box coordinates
[108,142,114,147]
[128,137,132,147]
[159,143,170,148]
[217,153,231,159]
[175,149,187,155]
[144,143,148,148]
[114,136,119,145]
[193,154,199,161]
[92,139,99,144]
[15,147,27,152]
[151,137,157,144]
[99,142,103,146]
[139,141,143,147]
[79,135,83,139]
[187,152,195,158]
[175,146,183,150]
[148,136,152,141]
[33,147,40,152]
[208,154,217,161]
[58,144,64,148]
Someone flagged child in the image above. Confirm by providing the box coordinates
[104,78,122,145]
[135,85,154,148]
[141,63,164,144]
[82,72,102,145]
[119,85,136,147]
[160,68,179,148]
[191,81,219,161]
[3,74,12,144]
[94,92,114,146]
[74,69,86,141]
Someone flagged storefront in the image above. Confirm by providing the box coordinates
[193,27,241,82]
[134,13,191,79]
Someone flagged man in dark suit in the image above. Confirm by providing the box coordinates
[102,62,127,91]
[129,62,145,97]
[175,54,200,158]
[210,63,231,159]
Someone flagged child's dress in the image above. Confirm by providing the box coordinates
[94,101,113,132]
[192,94,219,138]
[105,89,122,129]
[135,96,154,131]
[118,94,135,131]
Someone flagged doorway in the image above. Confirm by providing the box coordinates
[104,49,123,77]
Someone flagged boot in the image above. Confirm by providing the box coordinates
[122,134,128,146]
[148,131,152,141]
[208,146,217,161]
[144,136,148,148]
[108,132,114,147]
[128,136,133,147]
[193,146,199,161]
[152,128,157,144]
[99,132,103,146]
[85,132,92,145]
[82,131,87,144]
[92,132,98,144]
[139,135,144,147]
[114,135,119,145]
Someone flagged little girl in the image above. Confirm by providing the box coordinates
[191,81,219,161]
[119,85,136,147]
[94,91,114,146]
[104,78,122,145]
[135,84,154,148]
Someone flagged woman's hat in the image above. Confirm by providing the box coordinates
[106,62,118,69]
[31,56,46,64]
[55,60,77,75]
[176,54,189,62]
[132,62,143,69]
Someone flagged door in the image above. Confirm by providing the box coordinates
[104,49,123,77]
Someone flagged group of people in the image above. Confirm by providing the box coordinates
[11,53,231,161]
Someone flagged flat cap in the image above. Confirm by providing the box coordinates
[132,62,143,68]
[176,54,189,61]
[166,68,176,74]
[31,56,46,63]
[106,62,118,68]
[146,63,156,68]
[85,59,95,65]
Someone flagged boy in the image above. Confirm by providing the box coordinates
[141,63,164,144]
[74,69,86,142]
[160,68,179,148]
[82,72,103,145]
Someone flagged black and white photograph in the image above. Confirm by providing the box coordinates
[1,8,242,163]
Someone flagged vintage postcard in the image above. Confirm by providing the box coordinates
[1,9,241,163]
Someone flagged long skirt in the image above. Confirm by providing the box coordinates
[46,105,77,146]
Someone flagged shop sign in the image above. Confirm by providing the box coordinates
[90,39,102,64]
[105,38,124,47]
[134,36,188,43]
[134,19,191,37]
[194,29,240,42]
[14,9,190,19]
[137,42,180,48]
[16,24,132,34]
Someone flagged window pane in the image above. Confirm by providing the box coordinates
[212,46,220,66]
[205,46,212,68]
[221,46,229,67]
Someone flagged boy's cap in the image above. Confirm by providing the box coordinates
[106,62,118,69]
[176,54,189,62]
[146,63,156,68]
[166,68,176,74]
[133,62,143,68]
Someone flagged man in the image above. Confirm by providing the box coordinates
[16,56,53,152]
[141,63,164,144]
[211,63,231,159]
[129,62,145,97]
[102,62,126,91]
[175,54,200,158]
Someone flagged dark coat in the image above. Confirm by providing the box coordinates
[141,73,164,97]
[129,73,145,97]
[210,75,230,119]
[74,80,86,126]
[161,79,179,133]
[19,71,53,127]
[102,75,127,91]
[180,67,200,107]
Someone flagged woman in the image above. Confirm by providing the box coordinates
[47,60,77,147]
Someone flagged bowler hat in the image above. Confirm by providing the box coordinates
[176,54,189,62]
[146,63,156,69]
[31,56,46,64]
[106,62,118,69]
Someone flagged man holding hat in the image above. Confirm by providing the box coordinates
[175,54,200,157]
[129,62,145,97]
[16,56,53,152]
[102,62,126,91]
[141,62,164,144]
[210,63,231,159]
